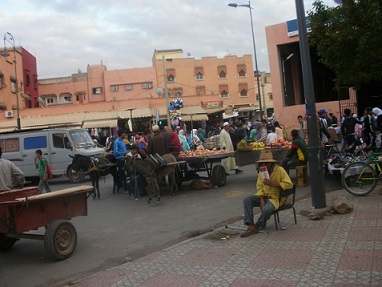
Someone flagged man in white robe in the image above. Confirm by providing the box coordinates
[219,122,243,175]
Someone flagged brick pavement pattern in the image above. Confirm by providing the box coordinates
[72,190,382,287]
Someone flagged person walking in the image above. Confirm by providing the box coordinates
[0,147,25,192]
[219,122,243,175]
[240,150,293,237]
[114,129,129,192]
[35,149,51,193]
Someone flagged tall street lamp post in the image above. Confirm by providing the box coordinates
[282,53,294,104]
[228,2,263,120]
[2,32,21,130]
[295,0,326,208]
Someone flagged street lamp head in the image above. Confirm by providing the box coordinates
[1,48,10,57]
[228,3,238,7]
[286,53,294,61]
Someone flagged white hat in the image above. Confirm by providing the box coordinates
[223,122,229,127]
[152,124,160,132]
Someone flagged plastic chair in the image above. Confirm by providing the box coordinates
[273,185,297,230]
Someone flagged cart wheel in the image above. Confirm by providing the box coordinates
[0,235,17,251]
[175,166,183,190]
[44,220,77,260]
[211,165,226,187]
[68,167,86,183]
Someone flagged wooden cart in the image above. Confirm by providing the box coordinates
[176,151,235,187]
[0,185,93,260]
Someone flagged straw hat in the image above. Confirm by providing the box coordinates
[257,150,278,163]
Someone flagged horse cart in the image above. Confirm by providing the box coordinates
[176,151,235,187]
[0,185,93,260]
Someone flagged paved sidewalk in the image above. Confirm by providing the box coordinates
[69,188,382,287]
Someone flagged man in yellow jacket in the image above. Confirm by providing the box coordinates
[241,150,293,237]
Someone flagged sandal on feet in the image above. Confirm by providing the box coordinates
[240,225,258,237]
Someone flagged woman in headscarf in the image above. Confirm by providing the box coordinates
[178,130,190,151]
[191,129,202,147]
[252,121,263,141]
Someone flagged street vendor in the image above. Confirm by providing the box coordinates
[219,122,243,175]
[0,147,25,192]
[280,129,309,174]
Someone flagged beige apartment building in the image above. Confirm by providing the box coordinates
[0,49,273,132]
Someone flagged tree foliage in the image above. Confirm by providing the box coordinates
[308,0,382,88]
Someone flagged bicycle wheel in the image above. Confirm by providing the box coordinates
[341,162,377,196]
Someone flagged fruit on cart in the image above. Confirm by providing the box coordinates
[266,139,292,149]
[237,140,253,151]
[178,148,228,157]
[252,141,265,150]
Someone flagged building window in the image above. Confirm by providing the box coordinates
[92,87,102,95]
[64,96,72,102]
[238,69,246,77]
[195,72,204,80]
[0,74,3,89]
[175,91,182,97]
[26,74,30,86]
[10,78,17,93]
[34,76,38,90]
[237,64,247,77]
[268,92,273,100]
[240,89,248,97]
[256,94,259,101]
[124,84,133,91]
[142,82,153,89]
[196,86,206,96]
[220,90,229,98]
[218,65,227,79]
[110,85,119,92]
[219,70,226,79]
[167,74,176,82]
[47,98,54,104]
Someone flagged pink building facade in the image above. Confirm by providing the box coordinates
[265,21,357,132]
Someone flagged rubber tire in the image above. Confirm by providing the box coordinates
[0,235,17,252]
[68,166,86,183]
[44,220,77,260]
[211,165,226,187]
[341,162,377,196]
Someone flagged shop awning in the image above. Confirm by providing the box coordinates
[182,114,208,122]
[237,107,255,112]
[82,119,118,128]
[204,107,225,114]
[118,108,152,119]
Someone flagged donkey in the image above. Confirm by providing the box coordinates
[70,153,121,199]
[124,153,178,204]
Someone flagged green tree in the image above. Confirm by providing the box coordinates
[308,0,382,88]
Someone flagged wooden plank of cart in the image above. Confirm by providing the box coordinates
[176,151,235,187]
[0,185,93,260]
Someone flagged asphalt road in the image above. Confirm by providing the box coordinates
[0,163,342,287]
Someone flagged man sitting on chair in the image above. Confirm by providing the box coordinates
[241,150,293,237]
[281,129,309,174]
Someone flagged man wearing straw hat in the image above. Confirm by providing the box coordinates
[241,150,293,237]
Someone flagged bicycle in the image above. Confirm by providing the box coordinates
[341,151,382,196]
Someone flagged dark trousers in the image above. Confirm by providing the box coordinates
[116,159,127,191]
[281,155,306,174]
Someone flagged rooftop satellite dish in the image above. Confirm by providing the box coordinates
[156,87,164,96]
[187,52,191,57]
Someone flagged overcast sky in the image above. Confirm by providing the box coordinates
[1,0,336,79]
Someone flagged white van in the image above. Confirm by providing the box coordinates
[0,128,106,182]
